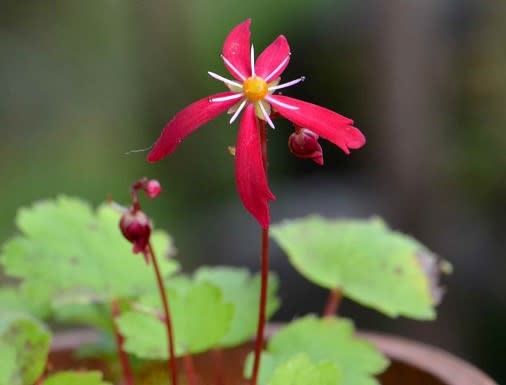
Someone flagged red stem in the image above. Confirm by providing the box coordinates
[183,354,198,385]
[111,299,135,385]
[147,242,178,385]
[212,349,224,385]
[322,288,342,317]
[251,120,270,385]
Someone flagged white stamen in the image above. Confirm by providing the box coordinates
[250,45,255,77]
[209,93,243,103]
[264,54,291,82]
[229,99,247,124]
[268,76,305,91]
[208,71,242,88]
[221,54,247,81]
[259,102,275,129]
[267,96,299,110]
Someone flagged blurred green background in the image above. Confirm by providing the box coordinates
[1,1,504,383]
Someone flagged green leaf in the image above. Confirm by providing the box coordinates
[118,281,234,358]
[271,216,449,319]
[246,316,388,385]
[43,371,112,385]
[0,312,51,385]
[195,266,280,347]
[269,354,341,385]
[0,197,179,318]
[0,287,51,319]
[53,303,112,332]
[0,342,17,385]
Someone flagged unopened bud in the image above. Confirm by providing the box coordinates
[119,209,152,254]
[144,179,161,198]
[288,128,324,165]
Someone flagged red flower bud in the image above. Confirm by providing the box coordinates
[144,179,162,198]
[288,128,324,165]
[119,209,152,255]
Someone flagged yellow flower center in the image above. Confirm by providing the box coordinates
[243,77,268,102]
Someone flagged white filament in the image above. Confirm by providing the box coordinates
[264,55,290,82]
[208,71,242,88]
[267,96,299,110]
[229,99,247,124]
[221,54,247,81]
[209,93,243,103]
[250,45,255,77]
[258,102,275,129]
[268,76,305,91]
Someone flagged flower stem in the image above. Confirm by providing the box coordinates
[183,354,198,385]
[111,299,135,385]
[322,288,342,317]
[251,120,270,385]
[212,349,224,385]
[147,242,178,385]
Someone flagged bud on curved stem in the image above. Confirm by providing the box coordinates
[119,209,152,259]
[288,127,324,165]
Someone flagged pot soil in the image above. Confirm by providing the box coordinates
[49,328,497,385]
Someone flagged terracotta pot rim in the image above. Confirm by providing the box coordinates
[359,331,496,385]
[51,326,497,385]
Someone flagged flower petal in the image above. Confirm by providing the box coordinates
[255,35,291,82]
[147,92,239,162]
[269,95,366,154]
[235,104,275,229]
[222,19,252,81]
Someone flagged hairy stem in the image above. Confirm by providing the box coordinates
[322,288,342,317]
[183,354,198,385]
[251,120,270,385]
[111,299,135,385]
[147,242,178,385]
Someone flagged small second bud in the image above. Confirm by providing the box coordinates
[288,128,324,165]
[144,179,162,198]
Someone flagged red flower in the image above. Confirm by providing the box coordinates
[147,19,365,229]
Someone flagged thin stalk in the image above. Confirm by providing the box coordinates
[322,288,342,317]
[146,242,178,385]
[183,354,198,385]
[111,299,135,385]
[212,349,224,385]
[251,120,270,385]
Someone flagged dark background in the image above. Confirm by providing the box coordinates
[1,1,504,383]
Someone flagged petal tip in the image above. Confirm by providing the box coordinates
[345,126,366,149]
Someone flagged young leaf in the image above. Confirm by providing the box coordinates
[43,371,112,385]
[268,354,341,385]
[245,316,388,385]
[0,197,179,314]
[118,281,234,358]
[0,312,51,385]
[271,216,449,319]
[194,266,280,347]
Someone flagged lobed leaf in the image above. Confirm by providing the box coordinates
[118,281,234,358]
[194,266,280,347]
[0,312,51,385]
[245,316,388,385]
[271,216,450,319]
[0,197,179,319]
[268,354,341,385]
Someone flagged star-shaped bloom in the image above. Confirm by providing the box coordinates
[148,19,365,229]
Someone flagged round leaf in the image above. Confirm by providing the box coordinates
[271,216,449,319]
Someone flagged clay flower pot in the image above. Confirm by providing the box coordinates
[49,327,497,385]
